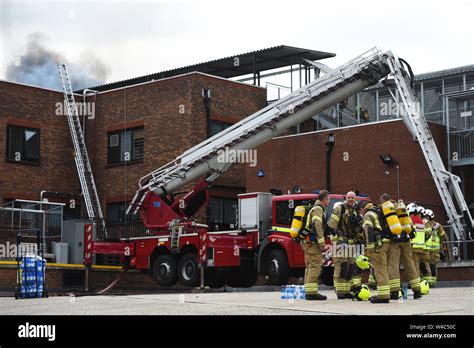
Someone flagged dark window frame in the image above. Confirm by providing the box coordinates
[107,127,144,165]
[6,125,41,164]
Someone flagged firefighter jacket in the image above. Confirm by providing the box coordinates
[305,200,326,248]
[328,202,359,243]
[410,215,425,251]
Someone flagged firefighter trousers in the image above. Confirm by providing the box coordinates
[370,241,392,300]
[333,256,350,294]
[428,251,440,286]
[302,241,323,295]
[388,241,421,293]
[412,250,423,278]
[421,251,432,282]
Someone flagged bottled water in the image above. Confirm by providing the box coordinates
[281,285,305,300]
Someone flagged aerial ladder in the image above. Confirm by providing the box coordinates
[57,64,106,232]
[123,48,472,241]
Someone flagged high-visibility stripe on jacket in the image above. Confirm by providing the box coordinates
[410,216,425,249]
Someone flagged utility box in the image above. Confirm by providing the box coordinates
[238,192,273,242]
[52,242,69,264]
[62,220,96,264]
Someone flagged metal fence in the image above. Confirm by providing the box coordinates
[0,200,64,238]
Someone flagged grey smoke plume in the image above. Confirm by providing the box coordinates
[6,32,109,90]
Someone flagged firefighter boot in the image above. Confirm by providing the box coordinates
[369,296,389,304]
[390,291,401,300]
[413,291,422,299]
[306,293,327,301]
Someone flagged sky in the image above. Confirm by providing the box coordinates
[1,0,473,91]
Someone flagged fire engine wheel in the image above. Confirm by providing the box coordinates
[178,254,199,287]
[266,249,290,285]
[152,254,178,287]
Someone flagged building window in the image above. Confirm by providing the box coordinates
[6,125,40,163]
[108,127,144,164]
[209,120,232,137]
[207,197,237,231]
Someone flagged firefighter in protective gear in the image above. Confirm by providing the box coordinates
[302,190,330,301]
[327,191,361,299]
[410,205,426,278]
[421,209,433,283]
[358,200,391,304]
[387,200,422,299]
[424,210,447,286]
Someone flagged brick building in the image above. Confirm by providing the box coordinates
[0,73,267,232]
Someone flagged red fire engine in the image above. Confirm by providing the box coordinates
[68,50,472,289]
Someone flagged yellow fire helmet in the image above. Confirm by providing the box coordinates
[420,279,430,295]
[356,285,371,301]
[356,255,371,270]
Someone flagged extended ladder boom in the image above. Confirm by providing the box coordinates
[57,64,105,232]
[127,48,391,215]
[385,53,473,240]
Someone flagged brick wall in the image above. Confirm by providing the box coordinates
[246,119,453,224]
[0,81,80,202]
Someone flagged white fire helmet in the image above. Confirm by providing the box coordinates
[407,203,417,214]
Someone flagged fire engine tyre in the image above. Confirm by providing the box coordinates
[178,254,199,287]
[266,249,290,285]
[152,254,178,287]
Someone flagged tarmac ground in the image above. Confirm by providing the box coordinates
[1,285,473,315]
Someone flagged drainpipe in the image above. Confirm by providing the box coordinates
[82,89,98,139]
[325,134,335,191]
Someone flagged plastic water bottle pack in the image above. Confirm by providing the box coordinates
[19,256,46,298]
[280,285,305,300]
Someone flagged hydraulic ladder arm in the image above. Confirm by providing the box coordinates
[126,48,391,215]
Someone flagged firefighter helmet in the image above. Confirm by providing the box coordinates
[407,203,417,214]
[356,284,370,301]
[356,255,370,270]
[416,206,426,216]
[424,209,434,219]
[420,279,430,295]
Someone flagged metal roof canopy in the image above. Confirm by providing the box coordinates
[79,45,335,93]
